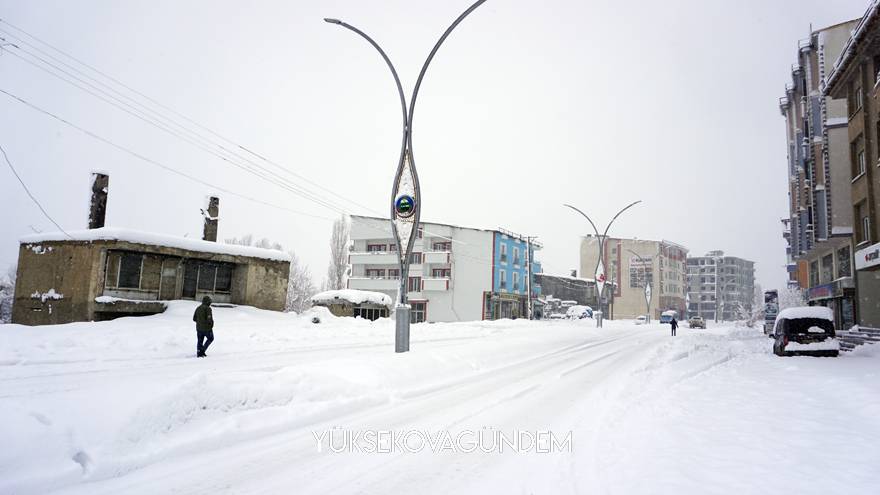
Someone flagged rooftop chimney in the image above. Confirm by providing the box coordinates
[88,172,109,229]
[202,196,219,242]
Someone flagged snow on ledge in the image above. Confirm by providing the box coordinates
[19,227,290,262]
[311,289,393,307]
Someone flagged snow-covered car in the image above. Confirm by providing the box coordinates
[688,316,706,329]
[771,306,839,357]
[634,315,648,325]
[565,305,593,319]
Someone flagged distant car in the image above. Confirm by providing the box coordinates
[688,316,706,329]
[659,310,678,324]
[634,315,648,325]
[565,305,593,319]
[548,313,566,320]
[771,306,839,357]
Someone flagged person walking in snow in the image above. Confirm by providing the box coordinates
[193,296,214,357]
[670,316,678,337]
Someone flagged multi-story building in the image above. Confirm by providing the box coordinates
[779,19,860,328]
[349,215,541,323]
[686,251,755,321]
[580,237,687,320]
[824,4,880,328]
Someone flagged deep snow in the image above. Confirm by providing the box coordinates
[0,303,877,494]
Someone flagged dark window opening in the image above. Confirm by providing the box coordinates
[183,262,199,298]
[118,253,143,289]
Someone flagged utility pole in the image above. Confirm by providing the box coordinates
[525,236,536,320]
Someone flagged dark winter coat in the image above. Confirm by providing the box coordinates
[193,301,214,331]
[670,318,678,330]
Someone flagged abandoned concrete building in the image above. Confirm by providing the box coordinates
[11,174,290,325]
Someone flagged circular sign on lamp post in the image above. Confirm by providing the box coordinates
[395,194,416,218]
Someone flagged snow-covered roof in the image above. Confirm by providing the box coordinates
[19,227,290,262]
[776,306,834,322]
[310,289,393,307]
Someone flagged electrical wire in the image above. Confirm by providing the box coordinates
[0,88,334,222]
[0,142,71,237]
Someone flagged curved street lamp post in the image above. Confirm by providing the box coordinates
[325,1,489,353]
[563,201,642,328]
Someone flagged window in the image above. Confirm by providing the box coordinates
[410,302,426,323]
[409,252,422,264]
[432,268,450,278]
[389,244,398,252]
[215,264,233,292]
[513,247,520,265]
[417,228,424,239]
[388,268,400,278]
[367,244,386,253]
[837,247,851,278]
[858,202,871,244]
[198,263,217,291]
[432,241,451,251]
[118,253,143,289]
[809,260,819,287]
[354,306,388,321]
[513,272,520,291]
[408,276,422,292]
[499,269,507,289]
[365,268,386,278]
[499,243,508,263]
[183,261,198,298]
[821,254,834,284]
[858,150,867,176]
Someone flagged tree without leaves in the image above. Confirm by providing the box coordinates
[0,264,16,324]
[223,236,314,312]
[324,215,350,291]
[287,251,316,313]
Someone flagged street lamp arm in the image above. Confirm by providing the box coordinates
[563,203,601,238]
[602,200,642,239]
[407,0,489,140]
[323,18,408,130]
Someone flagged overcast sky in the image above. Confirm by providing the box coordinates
[0,0,870,290]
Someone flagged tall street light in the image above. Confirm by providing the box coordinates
[628,249,652,323]
[325,1,490,353]
[563,201,642,328]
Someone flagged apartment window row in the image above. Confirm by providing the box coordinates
[364,268,400,279]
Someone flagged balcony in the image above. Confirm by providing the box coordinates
[423,251,451,264]
[422,278,450,291]
[350,251,398,265]
[348,277,399,291]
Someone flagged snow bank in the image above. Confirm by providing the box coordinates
[311,289,393,307]
[20,227,290,262]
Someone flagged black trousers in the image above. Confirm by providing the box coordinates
[671,326,677,336]
[197,330,214,354]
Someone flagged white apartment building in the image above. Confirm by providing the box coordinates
[349,215,540,322]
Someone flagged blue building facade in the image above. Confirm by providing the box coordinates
[484,230,542,319]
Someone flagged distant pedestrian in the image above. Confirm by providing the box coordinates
[670,316,678,337]
[193,296,214,357]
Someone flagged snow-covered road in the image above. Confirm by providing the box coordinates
[1,303,878,494]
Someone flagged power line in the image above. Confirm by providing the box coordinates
[0,142,71,238]
[0,45,351,217]
[0,20,379,215]
[0,88,334,222]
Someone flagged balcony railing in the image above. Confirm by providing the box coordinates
[350,251,398,265]
[422,278,450,291]
[348,277,399,291]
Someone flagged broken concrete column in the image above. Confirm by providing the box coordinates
[88,173,109,229]
[202,196,219,242]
